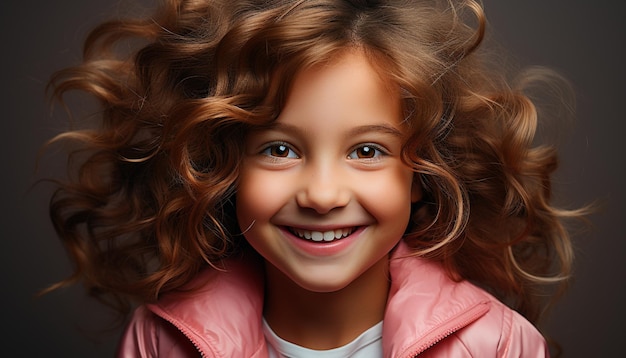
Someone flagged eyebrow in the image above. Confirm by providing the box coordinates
[266,122,404,138]
[349,124,404,138]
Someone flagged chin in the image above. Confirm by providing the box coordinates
[293,278,353,294]
[281,264,367,294]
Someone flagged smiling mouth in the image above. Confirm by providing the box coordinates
[288,227,358,242]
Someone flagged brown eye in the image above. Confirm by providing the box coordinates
[348,145,383,159]
[262,143,298,158]
[271,145,289,157]
[357,146,375,158]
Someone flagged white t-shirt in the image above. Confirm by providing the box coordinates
[263,318,383,358]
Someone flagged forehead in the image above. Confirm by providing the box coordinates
[273,49,404,133]
[286,49,399,109]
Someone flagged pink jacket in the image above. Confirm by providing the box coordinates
[117,242,549,357]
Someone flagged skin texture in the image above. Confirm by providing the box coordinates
[236,50,422,349]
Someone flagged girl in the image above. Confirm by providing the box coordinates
[46,0,582,356]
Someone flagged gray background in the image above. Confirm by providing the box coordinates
[2,1,624,356]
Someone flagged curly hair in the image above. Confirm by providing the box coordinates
[46,0,581,325]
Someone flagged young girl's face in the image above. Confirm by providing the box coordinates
[237,50,421,293]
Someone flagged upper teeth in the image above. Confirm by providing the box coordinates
[291,227,355,242]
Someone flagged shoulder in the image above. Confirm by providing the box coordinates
[116,306,199,358]
[410,285,550,357]
[116,257,267,357]
[116,306,158,357]
[450,292,550,357]
[387,242,549,357]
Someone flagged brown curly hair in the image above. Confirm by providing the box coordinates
[45,0,582,326]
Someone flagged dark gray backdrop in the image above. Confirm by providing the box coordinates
[2,1,624,356]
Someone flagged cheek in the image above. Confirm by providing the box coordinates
[360,168,414,223]
[236,167,287,224]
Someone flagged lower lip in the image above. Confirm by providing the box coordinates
[280,226,365,257]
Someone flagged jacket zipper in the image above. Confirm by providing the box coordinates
[404,301,490,357]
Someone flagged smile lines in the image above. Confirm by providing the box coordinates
[289,227,357,242]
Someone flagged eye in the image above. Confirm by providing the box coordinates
[261,143,299,158]
[347,145,385,159]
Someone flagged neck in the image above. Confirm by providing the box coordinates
[263,255,390,350]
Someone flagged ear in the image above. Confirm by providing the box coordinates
[411,174,422,203]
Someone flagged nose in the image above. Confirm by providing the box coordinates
[295,161,351,214]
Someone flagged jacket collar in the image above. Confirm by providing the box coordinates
[148,241,490,357]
